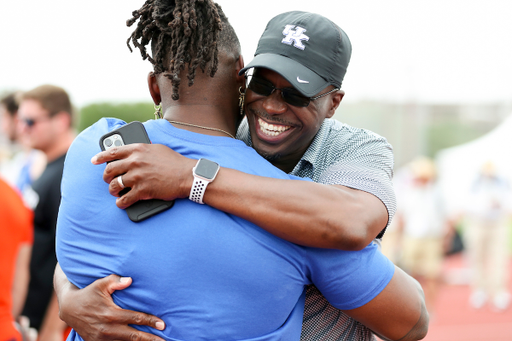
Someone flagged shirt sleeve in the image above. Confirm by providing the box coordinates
[305,241,395,310]
[318,133,396,237]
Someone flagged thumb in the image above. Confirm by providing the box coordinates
[100,274,133,295]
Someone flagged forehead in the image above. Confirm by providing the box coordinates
[18,99,48,117]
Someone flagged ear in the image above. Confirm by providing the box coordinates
[235,55,246,90]
[53,111,72,130]
[147,72,162,105]
[326,90,345,119]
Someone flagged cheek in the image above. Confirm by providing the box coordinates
[245,90,256,104]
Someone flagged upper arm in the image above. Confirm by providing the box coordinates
[342,266,429,341]
[308,243,395,310]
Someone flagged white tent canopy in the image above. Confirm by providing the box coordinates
[436,113,512,216]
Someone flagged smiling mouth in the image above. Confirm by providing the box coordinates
[257,117,292,137]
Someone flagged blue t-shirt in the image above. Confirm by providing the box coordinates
[56,118,394,341]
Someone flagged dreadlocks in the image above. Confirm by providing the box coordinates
[127,0,239,100]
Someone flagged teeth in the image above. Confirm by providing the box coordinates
[258,118,291,137]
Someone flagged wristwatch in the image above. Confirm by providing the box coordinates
[189,158,220,204]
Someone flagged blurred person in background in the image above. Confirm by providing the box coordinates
[0,92,46,195]
[393,156,448,314]
[463,161,512,311]
[381,167,412,266]
[0,177,35,341]
[17,84,75,340]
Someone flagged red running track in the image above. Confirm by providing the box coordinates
[420,253,512,341]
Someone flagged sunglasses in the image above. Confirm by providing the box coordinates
[247,75,339,107]
[20,117,50,128]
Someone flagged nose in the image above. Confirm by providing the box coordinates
[18,119,31,134]
[261,90,287,116]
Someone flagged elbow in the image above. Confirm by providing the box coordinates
[401,297,430,341]
[416,303,430,340]
[330,223,374,251]
[385,309,429,341]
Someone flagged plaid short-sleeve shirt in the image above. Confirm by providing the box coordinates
[237,117,396,341]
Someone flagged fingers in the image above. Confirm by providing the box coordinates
[91,144,143,184]
[91,144,140,165]
[115,188,140,209]
[101,326,166,341]
[109,175,128,198]
[97,276,166,336]
[116,309,166,331]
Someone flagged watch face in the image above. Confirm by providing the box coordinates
[195,158,220,180]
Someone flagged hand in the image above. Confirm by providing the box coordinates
[91,143,196,209]
[59,274,165,341]
[17,316,38,341]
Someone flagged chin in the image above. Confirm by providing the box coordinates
[254,147,281,163]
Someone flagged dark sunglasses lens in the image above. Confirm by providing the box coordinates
[282,91,310,107]
[248,78,274,96]
[249,76,310,107]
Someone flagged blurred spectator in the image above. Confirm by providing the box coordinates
[463,161,511,311]
[0,178,34,341]
[381,166,411,266]
[17,85,75,340]
[0,92,46,196]
[393,156,448,314]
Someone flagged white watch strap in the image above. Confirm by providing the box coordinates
[189,177,209,204]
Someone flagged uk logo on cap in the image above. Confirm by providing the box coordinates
[281,25,309,50]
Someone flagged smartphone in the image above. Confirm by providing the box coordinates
[99,121,175,222]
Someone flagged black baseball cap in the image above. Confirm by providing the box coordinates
[239,11,352,97]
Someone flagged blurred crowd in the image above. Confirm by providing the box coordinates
[382,156,512,316]
[1,86,74,341]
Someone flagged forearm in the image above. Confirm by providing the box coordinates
[54,263,74,308]
[12,244,31,318]
[204,167,388,250]
[38,292,68,341]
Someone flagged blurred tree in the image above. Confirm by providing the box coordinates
[425,122,493,158]
[77,102,154,132]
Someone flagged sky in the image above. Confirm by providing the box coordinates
[1,0,512,107]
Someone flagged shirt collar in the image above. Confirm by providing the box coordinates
[291,119,332,175]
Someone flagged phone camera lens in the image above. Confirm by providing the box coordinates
[114,140,122,147]
[105,139,113,147]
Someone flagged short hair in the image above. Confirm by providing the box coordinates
[21,85,74,125]
[0,92,21,117]
[126,0,241,100]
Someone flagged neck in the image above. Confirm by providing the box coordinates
[43,130,75,162]
[162,103,237,138]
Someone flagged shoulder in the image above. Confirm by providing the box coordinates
[304,119,394,181]
[67,118,127,161]
[318,119,393,160]
[64,118,127,184]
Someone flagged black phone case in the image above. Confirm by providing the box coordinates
[99,121,175,222]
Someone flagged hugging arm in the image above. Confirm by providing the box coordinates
[95,143,388,251]
[53,263,165,341]
[342,266,429,341]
